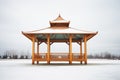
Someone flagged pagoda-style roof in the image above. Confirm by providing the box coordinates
[49,14,70,27]
[22,15,98,42]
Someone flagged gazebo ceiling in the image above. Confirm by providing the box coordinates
[36,34,84,41]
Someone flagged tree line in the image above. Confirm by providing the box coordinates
[88,52,120,60]
[0,50,120,60]
[0,50,31,59]
[0,54,31,59]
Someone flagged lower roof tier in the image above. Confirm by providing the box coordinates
[22,27,98,42]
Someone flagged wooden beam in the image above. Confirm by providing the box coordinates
[38,42,42,45]
[37,39,39,64]
[32,36,35,64]
[84,35,87,64]
[50,42,53,45]
[80,40,82,64]
[47,34,50,64]
[77,41,80,45]
[65,42,69,45]
[38,39,82,43]
[86,34,93,41]
[69,34,72,64]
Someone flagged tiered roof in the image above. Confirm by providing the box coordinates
[22,15,97,42]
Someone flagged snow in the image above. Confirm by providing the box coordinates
[24,27,97,34]
[0,59,120,80]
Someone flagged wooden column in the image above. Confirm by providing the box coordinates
[32,37,35,64]
[84,35,87,64]
[47,34,50,64]
[37,40,39,64]
[80,40,82,64]
[69,34,72,64]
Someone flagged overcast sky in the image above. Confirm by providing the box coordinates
[0,0,120,55]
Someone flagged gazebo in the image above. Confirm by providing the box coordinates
[22,15,98,64]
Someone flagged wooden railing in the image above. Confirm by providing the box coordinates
[34,53,85,61]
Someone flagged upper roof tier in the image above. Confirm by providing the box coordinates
[50,14,70,27]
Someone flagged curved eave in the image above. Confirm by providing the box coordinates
[22,31,34,41]
[86,32,98,41]
[22,30,98,42]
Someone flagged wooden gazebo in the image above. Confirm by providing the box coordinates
[22,15,98,64]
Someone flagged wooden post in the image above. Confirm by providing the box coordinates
[37,40,39,64]
[32,37,35,64]
[80,40,82,64]
[47,34,50,64]
[69,34,72,64]
[84,35,87,64]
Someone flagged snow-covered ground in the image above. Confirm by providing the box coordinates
[0,59,120,80]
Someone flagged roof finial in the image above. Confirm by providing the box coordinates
[53,14,64,21]
[58,13,61,17]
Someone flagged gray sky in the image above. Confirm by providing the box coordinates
[0,0,120,55]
